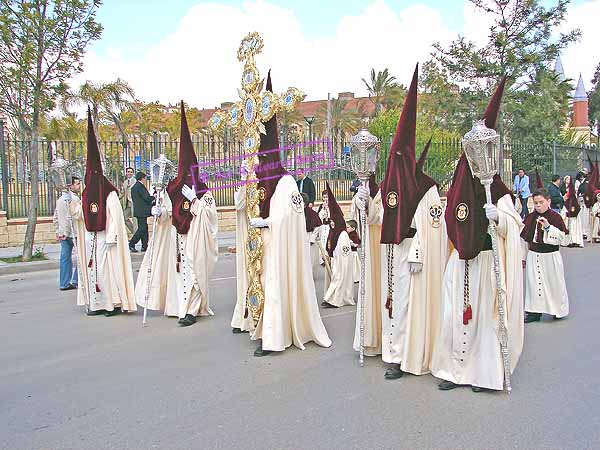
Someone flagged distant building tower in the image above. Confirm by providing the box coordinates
[554,54,566,82]
[573,73,591,144]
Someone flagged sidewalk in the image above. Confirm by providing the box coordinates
[0,231,236,275]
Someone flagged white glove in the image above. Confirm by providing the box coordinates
[249,217,269,228]
[182,184,196,202]
[484,204,499,222]
[356,184,369,210]
[409,262,423,273]
[151,206,161,217]
[61,191,73,201]
[240,160,250,181]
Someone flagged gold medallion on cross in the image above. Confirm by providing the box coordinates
[208,31,305,322]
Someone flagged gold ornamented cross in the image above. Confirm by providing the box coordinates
[208,32,305,322]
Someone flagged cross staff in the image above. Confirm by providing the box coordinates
[208,32,305,322]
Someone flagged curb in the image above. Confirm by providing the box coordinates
[0,244,234,276]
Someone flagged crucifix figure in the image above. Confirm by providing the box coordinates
[208,32,305,322]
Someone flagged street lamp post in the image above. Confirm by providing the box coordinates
[304,115,315,172]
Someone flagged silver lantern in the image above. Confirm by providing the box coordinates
[149,154,176,192]
[49,156,73,194]
[462,119,499,186]
[461,119,511,393]
[348,127,380,368]
[348,128,380,180]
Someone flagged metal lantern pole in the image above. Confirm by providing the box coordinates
[462,119,511,393]
[142,154,175,326]
[348,128,380,367]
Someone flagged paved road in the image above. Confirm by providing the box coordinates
[1,246,599,450]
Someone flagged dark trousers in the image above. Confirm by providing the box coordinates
[130,217,149,250]
[519,196,529,220]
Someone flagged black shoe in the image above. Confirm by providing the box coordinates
[471,386,492,393]
[86,309,106,316]
[384,365,404,380]
[179,314,196,327]
[141,247,148,253]
[105,307,122,317]
[60,284,76,291]
[524,312,541,323]
[321,301,336,308]
[438,381,459,391]
[254,344,273,357]
[232,327,243,334]
[129,244,138,253]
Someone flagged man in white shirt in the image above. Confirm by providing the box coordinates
[513,168,531,220]
[53,176,82,291]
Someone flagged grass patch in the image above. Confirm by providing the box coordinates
[0,247,48,263]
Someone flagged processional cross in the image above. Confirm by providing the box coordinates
[208,32,305,322]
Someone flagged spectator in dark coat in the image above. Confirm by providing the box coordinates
[296,168,316,207]
[129,172,154,252]
[548,174,564,212]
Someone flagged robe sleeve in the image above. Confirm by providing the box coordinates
[105,197,119,244]
[408,231,422,264]
[234,186,246,211]
[187,192,219,294]
[544,225,564,245]
[367,191,383,225]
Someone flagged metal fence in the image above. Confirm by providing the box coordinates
[1,120,598,219]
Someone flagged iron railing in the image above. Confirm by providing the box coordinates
[0,121,598,219]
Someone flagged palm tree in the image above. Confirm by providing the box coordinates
[362,68,399,115]
[314,97,362,155]
[62,78,140,147]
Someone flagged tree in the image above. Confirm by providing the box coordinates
[430,0,580,144]
[62,78,138,146]
[0,0,102,260]
[314,97,363,154]
[362,68,400,115]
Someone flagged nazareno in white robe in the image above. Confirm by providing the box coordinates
[351,190,383,357]
[379,185,448,375]
[164,191,219,319]
[524,224,569,318]
[231,185,256,333]
[431,194,524,391]
[561,207,584,247]
[250,175,332,352]
[322,230,355,307]
[589,202,600,242]
[135,192,172,311]
[70,191,136,313]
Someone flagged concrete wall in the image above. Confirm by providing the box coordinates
[0,200,354,248]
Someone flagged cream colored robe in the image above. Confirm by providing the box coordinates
[70,191,136,313]
[590,203,600,242]
[379,186,448,374]
[251,175,332,352]
[431,195,524,391]
[230,185,255,332]
[135,192,172,311]
[524,224,569,318]
[322,230,355,307]
[351,191,383,357]
[164,192,218,319]
[561,208,584,247]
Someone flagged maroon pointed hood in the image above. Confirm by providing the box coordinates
[167,102,208,235]
[304,204,321,233]
[368,173,379,199]
[380,64,421,245]
[416,137,438,197]
[256,70,287,219]
[584,161,599,209]
[564,175,580,218]
[535,168,544,189]
[445,77,513,260]
[82,108,117,232]
[325,182,345,257]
